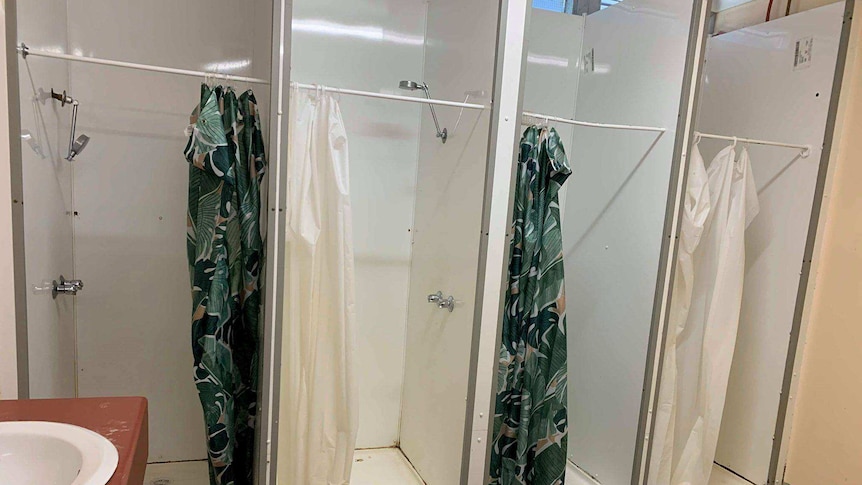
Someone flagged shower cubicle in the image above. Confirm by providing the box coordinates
[277,0,502,483]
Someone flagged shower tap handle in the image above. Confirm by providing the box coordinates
[437,296,455,312]
[428,291,455,311]
[52,275,84,299]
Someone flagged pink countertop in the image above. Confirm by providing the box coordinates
[0,397,149,485]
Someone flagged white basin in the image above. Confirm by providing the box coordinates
[0,421,118,485]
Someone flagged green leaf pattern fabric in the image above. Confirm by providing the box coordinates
[490,126,571,485]
[184,85,266,485]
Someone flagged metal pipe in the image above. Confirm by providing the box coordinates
[417,83,448,143]
[66,101,78,161]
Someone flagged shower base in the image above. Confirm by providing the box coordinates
[352,447,424,484]
[143,460,208,485]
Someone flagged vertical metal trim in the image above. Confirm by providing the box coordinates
[6,0,30,399]
[633,1,712,483]
[767,2,855,484]
[461,0,531,483]
[256,0,291,483]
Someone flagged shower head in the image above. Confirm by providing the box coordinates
[399,80,426,91]
[66,134,90,161]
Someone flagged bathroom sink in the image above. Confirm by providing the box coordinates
[0,421,118,485]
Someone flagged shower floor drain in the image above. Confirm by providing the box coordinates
[151,479,171,485]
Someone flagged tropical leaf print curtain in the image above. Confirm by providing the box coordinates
[490,126,571,485]
[184,84,266,485]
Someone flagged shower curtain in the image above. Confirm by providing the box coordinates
[649,144,759,485]
[282,85,358,485]
[490,126,571,485]
[649,143,711,485]
[184,85,266,485]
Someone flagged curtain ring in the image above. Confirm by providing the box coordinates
[732,136,738,148]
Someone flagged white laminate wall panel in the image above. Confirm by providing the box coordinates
[289,0,427,448]
[524,9,585,222]
[65,0,272,462]
[398,0,498,483]
[524,9,584,157]
[16,0,76,399]
[696,4,845,481]
[562,1,693,483]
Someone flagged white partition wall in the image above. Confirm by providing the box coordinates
[562,1,695,483]
[397,0,499,483]
[16,0,76,400]
[695,4,846,482]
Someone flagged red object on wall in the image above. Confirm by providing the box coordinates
[0,397,149,485]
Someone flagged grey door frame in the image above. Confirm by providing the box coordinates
[5,0,30,400]
[256,0,293,482]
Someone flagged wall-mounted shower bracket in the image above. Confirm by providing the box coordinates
[51,88,74,107]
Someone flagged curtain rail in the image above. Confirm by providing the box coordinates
[695,131,812,157]
[21,43,707,128]
[522,111,667,133]
[290,83,486,109]
[18,43,271,85]
[17,44,488,110]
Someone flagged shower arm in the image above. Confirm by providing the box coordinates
[419,84,448,144]
[50,89,81,161]
[66,101,79,161]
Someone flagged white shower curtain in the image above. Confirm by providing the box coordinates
[649,144,759,485]
[282,85,358,485]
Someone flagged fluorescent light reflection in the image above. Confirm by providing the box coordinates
[204,59,253,73]
[292,18,424,46]
[36,45,66,55]
[527,53,570,67]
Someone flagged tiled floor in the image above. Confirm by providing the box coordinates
[142,448,425,485]
[351,448,425,485]
[143,453,749,485]
[709,464,754,485]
